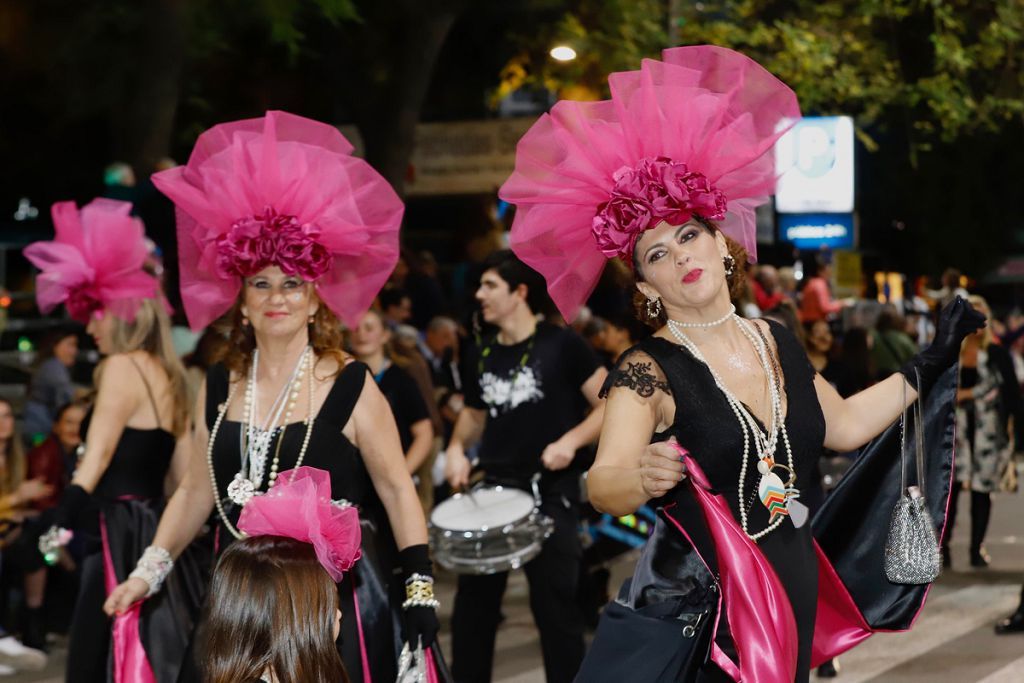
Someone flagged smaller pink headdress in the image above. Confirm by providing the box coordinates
[23,199,161,323]
[153,110,403,331]
[499,45,801,321]
[237,467,362,582]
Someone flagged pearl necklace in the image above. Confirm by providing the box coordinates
[229,348,310,505]
[667,316,798,541]
[668,304,736,329]
[208,349,317,540]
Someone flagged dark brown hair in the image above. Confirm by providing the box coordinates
[198,535,348,683]
[220,290,348,378]
[631,221,749,329]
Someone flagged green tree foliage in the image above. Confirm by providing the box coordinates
[493,0,669,104]
[673,0,1024,156]
[498,0,1024,155]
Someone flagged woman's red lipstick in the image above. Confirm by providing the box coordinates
[682,269,703,284]
[264,311,288,318]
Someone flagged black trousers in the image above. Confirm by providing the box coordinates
[944,486,992,553]
[451,497,585,683]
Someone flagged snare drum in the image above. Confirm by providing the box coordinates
[429,485,554,575]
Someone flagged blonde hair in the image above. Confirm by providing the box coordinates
[966,295,993,350]
[0,399,26,497]
[101,298,190,436]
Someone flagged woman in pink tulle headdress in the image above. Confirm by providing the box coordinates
[498,47,985,683]
[198,467,360,683]
[25,199,199,683]
[105,111,443,683]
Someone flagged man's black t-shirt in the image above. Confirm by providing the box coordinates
[376,364,430,453]
[464,322,600,492]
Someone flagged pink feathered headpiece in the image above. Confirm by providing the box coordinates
[152,110,403,331]
[499,45,801,321]
[23,199,161,324]
[237,467,362,582]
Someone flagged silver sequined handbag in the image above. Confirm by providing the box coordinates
[884,369,942,585]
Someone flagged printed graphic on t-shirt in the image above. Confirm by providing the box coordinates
[479,366,544,417]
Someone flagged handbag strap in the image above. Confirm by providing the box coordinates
[900,375,909,495]
[899,368,927,498]
[913,367,926,498]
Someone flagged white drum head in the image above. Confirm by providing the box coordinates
[431,487,535,531]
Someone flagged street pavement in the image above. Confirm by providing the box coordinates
[10,479,1024,682]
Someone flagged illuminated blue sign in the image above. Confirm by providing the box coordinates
[780,213,855,250]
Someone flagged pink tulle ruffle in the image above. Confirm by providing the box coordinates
[23,199,160,323]
[237,467,362,582]
[499,45,800,321]
[153,111,403,331]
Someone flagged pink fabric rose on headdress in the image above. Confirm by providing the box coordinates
[590,157,728,261]
[500,45,801,321]
[215,208,332,281]
[24,199,161,323]
[153,110,403,331]
[237,467,362,582]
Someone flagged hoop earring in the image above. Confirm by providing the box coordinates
[645,297,663,320]
[723,255,736,277]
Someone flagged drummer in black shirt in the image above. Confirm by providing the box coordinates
[445,250,607,683]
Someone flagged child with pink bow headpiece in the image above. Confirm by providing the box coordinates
[197,466,361,683]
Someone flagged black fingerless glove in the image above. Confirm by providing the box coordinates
[399,543,440,647]
[899,296,986,392]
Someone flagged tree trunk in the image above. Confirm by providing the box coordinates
[112,0,186,174]
[335,0,467,198]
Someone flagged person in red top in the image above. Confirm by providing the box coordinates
[752,265,786,312]
[799,253,845,323]
[26,401,87,511]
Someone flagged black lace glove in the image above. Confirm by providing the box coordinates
[399,544,440,648]
[899,296,986,391]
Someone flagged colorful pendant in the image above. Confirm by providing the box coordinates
[758,470,789,523]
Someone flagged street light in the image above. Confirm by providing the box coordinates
[549,45,577,62]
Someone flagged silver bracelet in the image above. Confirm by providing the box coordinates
[129,546,174,598]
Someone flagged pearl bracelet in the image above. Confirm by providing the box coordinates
[129,546,174,598]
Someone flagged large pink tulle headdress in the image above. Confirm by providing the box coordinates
[237,467,362,582]
[499,45,801,321]
[23,199,162,324]
[152,110,403,331]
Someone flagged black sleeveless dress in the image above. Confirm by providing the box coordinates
[66,368,206,683]
[604,320,825,682]
[182,360,401,683]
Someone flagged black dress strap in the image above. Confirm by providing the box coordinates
[205,364,230,430]
[127,356,162,430]
[315,360,369,429]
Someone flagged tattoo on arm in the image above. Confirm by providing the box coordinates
[612,362,670,398]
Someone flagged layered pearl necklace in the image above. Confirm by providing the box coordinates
[208,346,316,540]
[667,315,807,541]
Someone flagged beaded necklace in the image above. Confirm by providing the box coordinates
[667,316,805,541]
[208,348,316,540]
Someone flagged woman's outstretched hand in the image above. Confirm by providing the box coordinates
[103,577,149,616]
[639,436,687,499]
